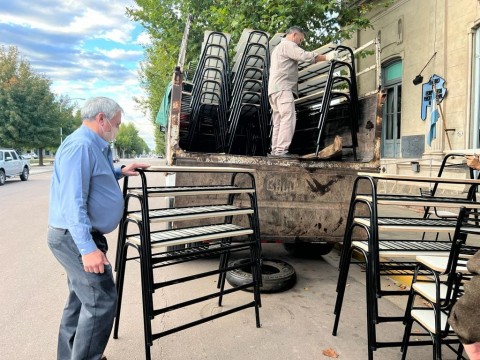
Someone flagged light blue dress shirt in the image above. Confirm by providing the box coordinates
[48,125,125,255]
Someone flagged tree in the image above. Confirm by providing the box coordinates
[57,96,83,146]
[0,45,68,164]
[114,122,149,158]
[127,0,390,152]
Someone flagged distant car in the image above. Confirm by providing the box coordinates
[22,152,37,159]
[0,148,30,185]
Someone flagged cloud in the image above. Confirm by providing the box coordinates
[0,0,155,149]
[95,48,144,61]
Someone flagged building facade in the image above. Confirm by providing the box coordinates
[346,0,480,176]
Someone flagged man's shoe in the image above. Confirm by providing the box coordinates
[275,152,298,158]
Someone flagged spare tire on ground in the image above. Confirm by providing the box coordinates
[226,258,296,293]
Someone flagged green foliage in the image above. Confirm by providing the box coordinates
[0,45,81,156]
[128,0,386,152]
[115,122,149,157]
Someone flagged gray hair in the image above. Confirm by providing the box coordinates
[81,97,124,121]
[286,26,305,36]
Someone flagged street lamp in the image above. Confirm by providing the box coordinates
[60,97,85,144]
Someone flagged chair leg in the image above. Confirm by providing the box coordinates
[332,246,356,335]
[433,330,442,360]
[250,243,262,328]
[139,247,153,360]
[364,255,376,360]
[456,342,464,360]
[113,241,128,339]
[401,317,414,360]
[217,246,231,306]
[217,239,232,290]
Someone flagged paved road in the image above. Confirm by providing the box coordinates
[0,164,440,360]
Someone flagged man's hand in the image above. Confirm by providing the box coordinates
[325,50,339,62]
[466,155,480,170]
[121,163,150,176]
[82,249,110,274]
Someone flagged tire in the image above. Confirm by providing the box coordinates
[283,242,334,258]
[226,258,297,293]
[20,166,29,181]
[0,169,5,185]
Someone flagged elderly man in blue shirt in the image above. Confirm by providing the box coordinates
[48,96,150,360]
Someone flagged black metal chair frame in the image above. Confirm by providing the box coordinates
[113,167,263,360]
[401,207,480,359]
[227,41,270,155]
[332,174,479,360]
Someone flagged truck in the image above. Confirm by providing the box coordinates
[0,148,31,185]
[162,25,382,256]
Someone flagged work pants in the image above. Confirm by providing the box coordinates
[269,90,296,154]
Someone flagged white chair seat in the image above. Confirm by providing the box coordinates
[411,309,449,334]
[412,282,448,303]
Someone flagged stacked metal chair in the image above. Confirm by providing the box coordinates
[225,29,270,156]
[401,207,480,360]
[290,44,359,159]
[332,154,479,360]
[113,165,263,360]
[183,31,231,152]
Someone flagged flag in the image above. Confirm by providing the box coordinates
[428,103,439,146]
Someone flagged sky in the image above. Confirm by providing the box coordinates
[0,0,157,150]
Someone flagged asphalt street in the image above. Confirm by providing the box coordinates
[0,162,443,359]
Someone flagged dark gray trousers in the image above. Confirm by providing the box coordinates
[48,227,117,360]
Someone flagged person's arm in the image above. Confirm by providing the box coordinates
[466,155,480,170]
[284,42,316,63]
[120,162,151,177]
[314,51,339,63]
[113,162,150,179]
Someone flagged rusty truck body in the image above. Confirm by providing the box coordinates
[164,29,382,254]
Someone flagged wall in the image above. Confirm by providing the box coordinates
[346,0,480,170]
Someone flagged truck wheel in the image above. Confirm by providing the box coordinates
[0,169,5,185]
[283,242,334,258]
[226,258,296,293]
[20,166,29,181]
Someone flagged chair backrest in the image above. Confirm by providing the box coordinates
[442,207,480,306]
[421,153,478,218]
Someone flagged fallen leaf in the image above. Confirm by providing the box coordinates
[322,347,339,358]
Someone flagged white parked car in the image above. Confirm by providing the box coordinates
[0,148,30,185]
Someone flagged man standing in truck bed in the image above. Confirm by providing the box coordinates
[268,26,337,157]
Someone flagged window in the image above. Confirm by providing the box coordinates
[382,60,403,158]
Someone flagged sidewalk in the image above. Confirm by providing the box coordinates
[29,163,54,175]
[105,216,439,360]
